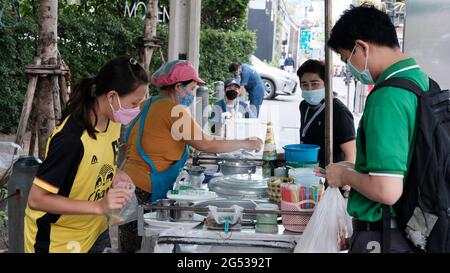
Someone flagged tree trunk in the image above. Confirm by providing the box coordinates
[36,0,58,159]
[139,0,159,73]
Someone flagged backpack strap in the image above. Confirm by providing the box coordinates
[361,77,425,156]
[369,77,423,97]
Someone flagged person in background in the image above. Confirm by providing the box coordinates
[319,4,430,253]
[229,62,265,117]
[298,59,356,169]
[24,56,148,253]
[119,60,263,252]
[210,77,256,135]
[284,53,295,73]
[278,56,285,70]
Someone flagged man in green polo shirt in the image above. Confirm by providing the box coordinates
[319,4,429,253]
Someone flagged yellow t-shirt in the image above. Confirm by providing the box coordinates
[122,97,202,193]
[24,115,121,253]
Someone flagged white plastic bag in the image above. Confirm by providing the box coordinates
[110,182,138,226]
[0,142,22,177]
[294,187,353,253]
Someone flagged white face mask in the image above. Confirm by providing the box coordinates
[301,88,325,105]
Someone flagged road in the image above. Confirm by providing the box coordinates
[259,77,359,152]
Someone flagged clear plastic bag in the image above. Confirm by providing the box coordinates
[110,182,138,226]
[294,187,353,253]
[205,205,243,230]
[0,142,22,185]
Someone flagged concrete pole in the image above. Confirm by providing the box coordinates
[168,0,202,70]
[8,156,41,253]
[188,0,201,70]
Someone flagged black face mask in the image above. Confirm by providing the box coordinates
[225,90,238,100]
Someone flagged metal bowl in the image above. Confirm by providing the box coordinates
[218,160,258,175]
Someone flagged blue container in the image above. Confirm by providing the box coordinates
[283,144,320,163]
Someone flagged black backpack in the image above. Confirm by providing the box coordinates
[361,77,450,252]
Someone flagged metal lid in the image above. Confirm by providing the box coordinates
[208,174,269,199]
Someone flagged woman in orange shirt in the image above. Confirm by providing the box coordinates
[119,60,262,252]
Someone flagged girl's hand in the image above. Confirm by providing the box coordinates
[96,188,131,215]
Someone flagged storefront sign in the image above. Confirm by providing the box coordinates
[124,1,169,23]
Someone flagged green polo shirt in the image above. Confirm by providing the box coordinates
[347,58,429,222]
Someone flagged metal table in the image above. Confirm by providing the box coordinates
[137,205,302,253]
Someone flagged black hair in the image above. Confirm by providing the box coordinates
[327,4,400,52]
[61,55,149,139]
[297,60,325,82]
[160,79,195,92]
[228,63,241,73]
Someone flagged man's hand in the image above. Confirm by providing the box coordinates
[314,161,356,188]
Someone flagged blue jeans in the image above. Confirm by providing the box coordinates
[249,96,263,117]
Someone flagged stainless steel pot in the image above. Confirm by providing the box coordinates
[208,174,269,200]
[218,160,259,175]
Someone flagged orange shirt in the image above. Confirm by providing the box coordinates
[122,97,202,193]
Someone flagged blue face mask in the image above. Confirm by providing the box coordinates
[302,88,325,105]
[176,85,195,107]
[346,45,374,85]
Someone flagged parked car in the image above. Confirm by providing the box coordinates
[250,55,299,100]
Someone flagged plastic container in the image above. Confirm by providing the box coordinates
[288,168,321,186]
[283,144,320,163]
[267,177,295,204]
[255,203,279,233]
[286,161,319,169]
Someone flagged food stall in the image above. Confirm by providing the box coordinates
[134,141,325,253]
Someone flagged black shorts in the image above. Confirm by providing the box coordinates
[349,219,416,253]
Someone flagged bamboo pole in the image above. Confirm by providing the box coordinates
[28,105,38,156]
[324,0,333,167]
[14,73,38,147]
[52,75,62,121]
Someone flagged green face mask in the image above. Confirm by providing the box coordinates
[346,45,374,85]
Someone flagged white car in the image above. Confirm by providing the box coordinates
[250,55,299,100]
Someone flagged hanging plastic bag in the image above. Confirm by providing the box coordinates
[294,187,353,253]
[110,182,138,226]
[0,142,22,186]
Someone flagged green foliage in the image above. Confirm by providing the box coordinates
[58,8,144,81]
[199,28,255,83]
[0,15,37,133]
[0,0,256,133]
[201,0,250,31]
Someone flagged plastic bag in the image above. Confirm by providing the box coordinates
[0,142,22,180]
[110,182,138,226]
[205,205,243,230]
[294,187,353,253]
